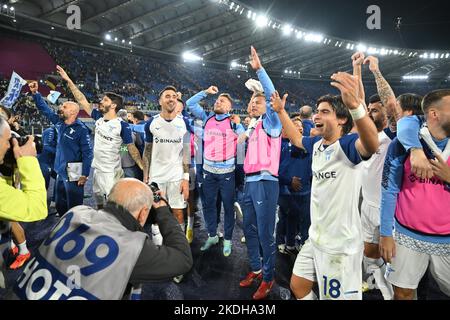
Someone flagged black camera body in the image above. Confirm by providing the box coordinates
[149,182,162,203]
[0,133,42,177]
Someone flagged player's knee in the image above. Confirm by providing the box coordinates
[290,275,311,299]
[393,286,414,300]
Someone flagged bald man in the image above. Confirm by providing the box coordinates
[12,178,193,300]
[29,81,93,216]
[299,105,315,136]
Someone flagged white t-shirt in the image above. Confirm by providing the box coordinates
[144,114,190,183]
[303,134,366,255]
[361,130,393,207]
[91,109,133,173]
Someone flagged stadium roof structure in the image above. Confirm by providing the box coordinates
[1,0,450,82]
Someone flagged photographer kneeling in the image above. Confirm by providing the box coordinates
[11,178,193,300]
[0,116,48,221]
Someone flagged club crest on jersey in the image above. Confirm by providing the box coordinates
[324,148,334,161]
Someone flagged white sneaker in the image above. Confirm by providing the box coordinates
[218,231,224,238]
[173,275,184,283]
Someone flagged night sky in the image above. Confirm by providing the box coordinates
[239,0,450,50]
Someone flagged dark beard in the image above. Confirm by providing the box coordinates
[443,122,450,137]
[99,105,110,114]
[370,116,384,132]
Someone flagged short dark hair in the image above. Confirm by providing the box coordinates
[292,116,303,124]
[422,89,450,115]
[316,95,353,135]
[397,93,423,115]
[219,93,233,105]
[369,94,381,105]
[158,86,177,98]
[253,92,265,99]
[132,110,145,121]
[104,92,123,113]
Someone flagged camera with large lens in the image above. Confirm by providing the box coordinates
[0,132,42,177]
[149,182,162,203]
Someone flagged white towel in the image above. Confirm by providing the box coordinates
[419,126,450,162]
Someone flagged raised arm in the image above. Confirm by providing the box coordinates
[271,91,303,149]
[351,51,366,104]
[364,56,402,123]
[250,46,281,135]
[186,86,218,121]
[56,65,93,116]
[28,82,59,125]
[331,72,379,157]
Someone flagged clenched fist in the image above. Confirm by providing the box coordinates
[351,52,365,67]
[28,81,38,94]
[205,86,219,95]
[364,56,380,73]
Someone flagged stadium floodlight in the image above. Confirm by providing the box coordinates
[402,75,429,80]
[356,43,367,52]
[105,34,112,41]
[305,33,323,43]
[229,2,234,10]
[114,37,118,42]
[121,39,125,43]
[284,70,288,73]
[100,42,104,46]
[255,15,268,28]
[182,51,203,62]
[282,24,293,36]
[247,10,252,19]
[446,53,450,58]
[252,12,256,20]
[230,61,238,68]
[2,4,7,9]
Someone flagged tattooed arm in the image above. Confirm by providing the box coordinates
[180,133,191,201]
[127,144,144,170]
[143,142,153,184]
[56,65,93,116]
[364,56,402,123]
